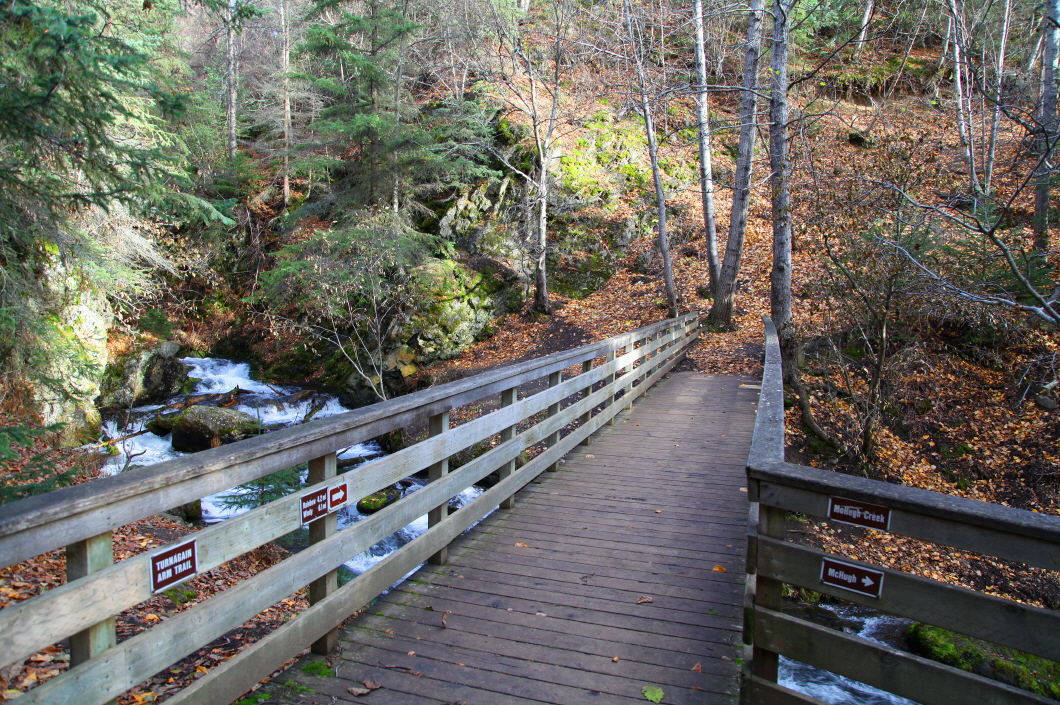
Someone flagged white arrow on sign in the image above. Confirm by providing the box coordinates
[862,576,874,587]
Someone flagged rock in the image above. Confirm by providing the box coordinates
[1036,395,1058,411]
[99,342,191,409]
[147,410,183,436]
[374,429,404,454]
[356,485,402,514]
[170,406,262,452]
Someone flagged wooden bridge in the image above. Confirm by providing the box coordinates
[0,314,1058,705]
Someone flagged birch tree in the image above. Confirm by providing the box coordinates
[623,0,677,316]
[709,0,764,327]
[693,0,720,296]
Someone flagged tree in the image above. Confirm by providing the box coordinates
[693,0,721,296]
[1033,0,1059,250]
[480,0,579,314]
[710,0,765,327]
[623,0,677,317]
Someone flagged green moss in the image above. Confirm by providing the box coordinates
[163,585,197,607]
[356,485,401,514]
[233,694,270,705]
[907,623,1060,698]
[299,660,335,678]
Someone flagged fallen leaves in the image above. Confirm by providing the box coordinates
[440,611,452,629]
[712,565,727,572]
[691,662,702,672]
[348,686,371,696]
[362,680,382,690]
[635,595,654,604]
[515,542,529,548]
[642,685,665,703]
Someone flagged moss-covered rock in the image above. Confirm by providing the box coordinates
[409,258,521,362]
[169,406,262,452]
[356,485,402,514]
[907,623,1060,698]
[98,340,191,409]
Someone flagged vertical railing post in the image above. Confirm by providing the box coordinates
[68,531,117,681]
[642,333,658,396]
[751,495,785,686]
[308,452,338,654]
[605,350,617,425]
[578,360,593,445]
[546,371,562,471]
[499,387,518,509]
[428,411,450,564]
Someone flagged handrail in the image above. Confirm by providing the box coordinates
[743,316,1060,705]
[0,312,701,705]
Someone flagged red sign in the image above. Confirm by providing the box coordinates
[828,497,891,531]
[820,558,884,598]
[151,539,197,593]
[329,482,349,510]
[301,487,329,523]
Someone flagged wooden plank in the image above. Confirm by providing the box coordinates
[756,607,1056,705]
[427,411,450,565]
[352,611,734,678]
[757,480,1060,571]
[65,531,116,676]
[335,628,734,703]
[758,536,1060,662]
[751,505,785,682]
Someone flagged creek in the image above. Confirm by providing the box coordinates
[98,357,482,577]
[780,603,917,704]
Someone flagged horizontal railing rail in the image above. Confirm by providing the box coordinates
[744,317,1060,705]
[0,312,700,705]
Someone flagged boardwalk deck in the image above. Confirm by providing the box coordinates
[258,372,759,705]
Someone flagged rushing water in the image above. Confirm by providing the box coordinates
[98,358,482,577]
[779,604,918,705]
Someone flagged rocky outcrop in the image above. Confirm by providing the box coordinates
[99,341,191,409]
[410,259,522,362]
[167,406,262,452]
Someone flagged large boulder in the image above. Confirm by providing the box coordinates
[99,341,191,409]
[170,406,261,452]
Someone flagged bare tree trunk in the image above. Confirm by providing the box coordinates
[984,0,1011,195]
[693,0,720,295]
[625,0,677,316]
[534,167,551,313]
[226,0,239,159]
[853,0,874,56]
[769,0,794,361]
[279,0,292,205]
[709,0,763,327]
[948,0,984,195]
[1034,0,1059,250]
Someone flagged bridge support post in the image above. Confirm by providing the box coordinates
[546,371,562,471]
[749,494,785,686]
[499,387,518,509]
[67,530,117,693]
[428,411,450,564]
[578,360,593,445]
[308,452,338,655]
[605,350,616,425]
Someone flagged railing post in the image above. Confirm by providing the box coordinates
[546,371,562,471]
[67,531,117,681]
[638,334,656,400]
[308,452,338,655]
[605,350,617,425]
[499,387,518,509]
[428,411,450,564]
[751,499,785,685]
[578,360,593,445]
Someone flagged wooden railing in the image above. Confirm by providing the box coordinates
[0,313,701,705]
[743,318,1060,705]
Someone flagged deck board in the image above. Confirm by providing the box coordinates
[259,372,757,704]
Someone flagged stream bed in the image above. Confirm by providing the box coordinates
[98,357,482,577]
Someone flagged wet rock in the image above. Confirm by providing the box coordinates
[170,406,262,452]
[1035,395,1058,411]
[356,485,402,514]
